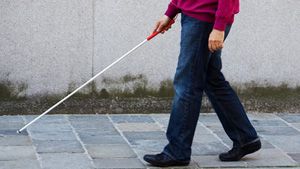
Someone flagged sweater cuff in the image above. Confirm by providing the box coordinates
[165,3,180,19]
[213,17,227,31]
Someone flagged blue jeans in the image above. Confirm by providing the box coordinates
[163,14,258,161]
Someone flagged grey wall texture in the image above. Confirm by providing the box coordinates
[1,0,299,96]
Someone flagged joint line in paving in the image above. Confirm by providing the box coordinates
[259,134,298,165]
[106,114,145,166]
[260,114,300,164]
[21,116,43,169]
[275,114,300,132]
[199,122,230,149]
[149,114,168,132]
[65,115,96,169]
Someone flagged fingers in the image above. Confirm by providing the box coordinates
[165,26,172,31]
[152,22,160,33]
[208,40,224,53]
[152,15,173,35]
[208,40,214,53]
[153,22,165,33]
[153,22,172,34]
[208,29,225,53]
[160,25,172,34]
[157,23,168,33]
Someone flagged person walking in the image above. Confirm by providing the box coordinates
[143,0,261,167]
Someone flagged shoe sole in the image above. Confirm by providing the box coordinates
[144,158,190,167]
[147,162,190,167]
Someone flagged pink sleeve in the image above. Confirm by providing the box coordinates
[214,0,239,31]
[164,0,181,19]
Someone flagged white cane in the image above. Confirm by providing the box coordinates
[17,19,175,133]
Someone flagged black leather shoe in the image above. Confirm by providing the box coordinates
[219,139,261,161]
[143,153,190,167]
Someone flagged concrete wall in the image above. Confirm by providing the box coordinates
[1,0,299,96]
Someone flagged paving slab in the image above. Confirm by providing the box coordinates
[243,149,298,167]
[193,133,221,143]
[0,159,41,169]
[68,115,112,130]
[26,122,73,132]
[86,144,136,158]
[79,133,127,144]
[132,139,168,152]
[259,139,276,149]
[247,113,280,120]
[29,130,77,141]
[209,131,232,146]
[116,123,162,132]
[256,126,300,136]
[39,153,94,169]
[93,158,144,169]
[0,135,32,146]
[33,140,84,153]
[68,115,109,122]
[291,123,300,130]
[150,115,169,128]
[288,153,300,164]
[263,135,300,153]
[192,142,229,156]
[110,114,155,123]
[198,114,220,124]
[123,131,166,140]
[0,129,28,136]
[0,146,36,160]
[0,115,24,123]
[194,124,213,135]
[24,115,68,124]
[202,123,225,133]
[193,155,247,168]
[75,128,119,136]
[278,114,300,123]
[122,131,166,145]
[0,122,25,130]
[251,119,289,127]
[69,120,114,130]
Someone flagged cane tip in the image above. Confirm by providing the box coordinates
[17,130,21,134]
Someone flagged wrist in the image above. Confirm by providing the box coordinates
[212,29,225,33]
[163,15,171,22]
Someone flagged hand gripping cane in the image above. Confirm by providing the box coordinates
[17,19,175,133]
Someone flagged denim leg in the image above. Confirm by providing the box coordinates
[163,14,213,161]
[204,47,258,147]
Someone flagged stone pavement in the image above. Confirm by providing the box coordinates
[1,113,300,169]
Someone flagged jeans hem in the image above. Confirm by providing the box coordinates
[163,148,191,161]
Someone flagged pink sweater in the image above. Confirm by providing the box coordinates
[165,0,240,31]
